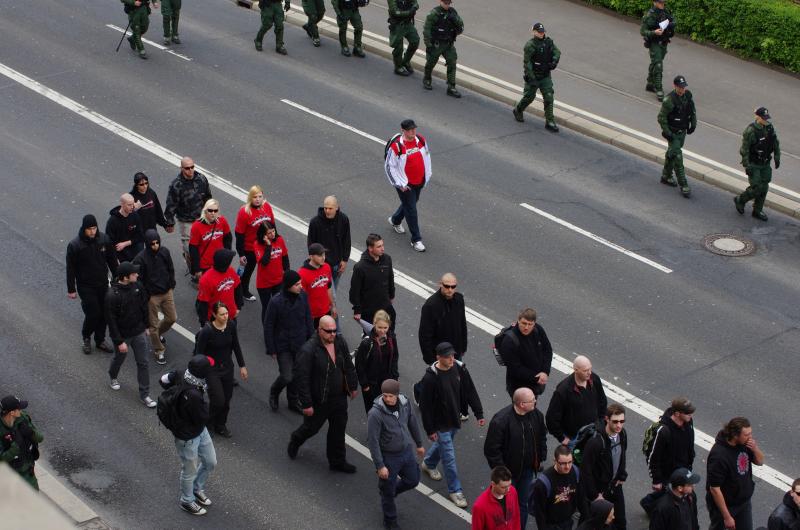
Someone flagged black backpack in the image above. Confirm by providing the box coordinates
[491,325,518,366]
[384,133,404,160]
[157,383,188,434]
[571,421,601,466]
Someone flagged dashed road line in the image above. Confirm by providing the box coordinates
[106,24,192,61]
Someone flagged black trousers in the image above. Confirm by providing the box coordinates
[290,396,348,465]
[207,363,234,430]
[240,250,257,296]
[270,350,298,406]
[257,284,280,323]
[361,384,382,413]
[78,284,108,342]
[607,484,627,530]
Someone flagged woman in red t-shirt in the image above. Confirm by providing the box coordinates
[235,186,276,301]
[188,199,232,281]
[253,221,289,321]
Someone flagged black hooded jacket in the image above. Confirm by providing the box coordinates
[307,207,351,268]
[263,289,314,355]
[768,492,800,530]
[576,498,614,530]
[354,328,400,389]
[133,229,175,296]
[418,360,483,435]
[546,373,608,442]
[105,206,145,262]
[159,365,210,441]
[649,488,699,530]
[349,250,395,315]
[130,185,168,232]
[647,407,696,484]
[706,432,756,508]
[418,289,468,364]
[105,279,149,343]
[66,215,118,292]
[580,424,628,501]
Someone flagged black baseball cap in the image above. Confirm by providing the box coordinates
[435,342,456,357]
[400,119,417,130]
[755,107,771,120]
[532,22,545,32]
[1,395,28,414]
[673,75,687,88]
[117,261,140,278]
[670,468,701,487]
[308,243,327,256]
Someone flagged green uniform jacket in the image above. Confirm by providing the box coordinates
[121,0,152,12]
[657,90,696,135]
[523,36,560,81]
[740,122,781,167]
[640,6,674,43]
[0,412,43,475]
[423,6,463,47]
[388,0,418,24]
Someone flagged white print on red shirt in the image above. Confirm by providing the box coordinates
[250,213,273,227]
[310,275,330,289]
[201,229,225,242]
[216,278,236,292]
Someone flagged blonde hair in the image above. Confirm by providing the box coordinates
[373,310,392,326]
[244,185,263,215]
[200,199,220,221]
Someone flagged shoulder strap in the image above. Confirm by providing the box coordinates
[538,472,552,499]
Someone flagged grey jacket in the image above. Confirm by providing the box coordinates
[366,394,423,469]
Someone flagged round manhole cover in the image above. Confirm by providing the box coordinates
[703,234,756,256]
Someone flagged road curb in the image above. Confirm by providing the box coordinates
[37,462,111,529]
[237,1,800,220]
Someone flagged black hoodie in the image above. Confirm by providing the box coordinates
[349,250,395,315]
[706,432,755,508]
[647,407,696,484]
[306,207,351,267]
[105,205,145,262]
[66,215,118,292]
[130,185,168,232]
[133,229,176,296]
[576,498,614,530]
[105,278,149,343]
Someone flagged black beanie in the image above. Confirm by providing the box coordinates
[81,214,98,231]
[282,270,301,291]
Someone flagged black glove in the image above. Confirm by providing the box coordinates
[548,61,558,71]
[687,125,695,135]
[283,0,290,11]
[523,74,532,84]
[662,131,673,141]
[745,167,753,177]
[775,159,780,169]
[16,422,33,439]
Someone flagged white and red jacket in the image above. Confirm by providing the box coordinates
[384,134,432,188]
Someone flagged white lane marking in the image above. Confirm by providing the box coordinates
[0,61,791,494]
[106,24,192,61]
[281,99,385,144]
[519,202,674,274]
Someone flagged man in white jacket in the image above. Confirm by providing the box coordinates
[384,119,432,252]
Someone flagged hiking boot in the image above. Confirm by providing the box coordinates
[96,340,114,353]
[402,62,414,74]
[411,240,426,252]
[352,47,365,58]
[302,23,312,38]
[180,501,207,515]
[449,491,468,508]
[254,40,263,51]
[171,36,181,44]
[142,396,157,408]
[341,46,351,57]
[660,176,677,187]
[545,121,559,133]
[312,38,321,47]
[164,37,172,45]
[82,338,91,355]
[329,461,357,473]
[446,86,462,98]
[645,83,655,93]
[138,50,148,60]
[420,462,442,481]
[733,196,745,214]
[194,491,212,506]
[276,45,287,55]
[155,351,166,365]
[394,67,411,76]
[512,107,524,122]
[752,210,768,221]
[422,78,432,90]
[680,186,691,198]
[109,379,121,391]
[388,217,405,234]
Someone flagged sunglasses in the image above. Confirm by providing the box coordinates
[182,165,195,170]
[137,181,149,186]
[321,328,337,334]
[610,419,626,424]
[206,209,219,213]
[150,241,160,246]
[442,283,457,289]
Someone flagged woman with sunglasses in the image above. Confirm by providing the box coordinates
[253,220,289,322]
[189,199,232,281]
[130,172,168,233]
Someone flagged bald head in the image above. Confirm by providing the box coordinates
[180,157,195,178]
[119,193,135,216]
[318,315,337,343]
[513,387,536,413]
[323,196,339,219]
[440,273,458,299]
[573,355,592,384]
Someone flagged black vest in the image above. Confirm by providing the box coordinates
[667,92,693,131]
[749,125,776,164]
[339,0,357,10]
[432,11,457,43]
[647,8,675,42]
[530,38,554,76]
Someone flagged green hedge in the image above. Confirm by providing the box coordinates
[581,0,800,72]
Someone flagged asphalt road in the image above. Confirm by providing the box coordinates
[1,0,799,528]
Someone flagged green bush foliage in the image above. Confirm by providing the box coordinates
[582,0,800,72]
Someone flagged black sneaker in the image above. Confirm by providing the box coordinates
[287,440,299,459]
[330,461,357,473]
[180,501,207,515]
[194,490,212,506]
[269,392,279,411]
[82,338,92,355]
[96,340,114,353]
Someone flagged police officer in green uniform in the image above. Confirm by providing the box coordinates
[512,22,561,133]
[387,0,419,76]
[122,0,158,59]
[422,0,464,98]
[301,0,325,47]
[161,0,180,45]
[657,75,696,198]
[333,0,366,57]
[255,0,290,54]
[0,396,43,491]
[640,0,675,102]
[734,107,781,221]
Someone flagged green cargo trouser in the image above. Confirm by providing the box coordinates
[647,42,667,92]
[128,7,150,52]
[662,129,687,186]
[515,74,555,123]
[389,21,419,69]
[302,0,325,39]
[336,8,362,48]
[257,2,285,47]
[424,41,457,87]
[161,0,181,38]
[737,164,771,214]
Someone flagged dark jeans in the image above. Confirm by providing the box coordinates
[379,447,420,524]
[257,284,280,324]
[390,184,424,243]
[270,351,298,407]
[240,250,257,296]
[362,384,382,414]
[708,499,752,530]
[290,396,349,465]
[77,284,108,343]
[514,467,534,529]
[607,484,627,530]
[207,363,234,430]
[108,331,150,399]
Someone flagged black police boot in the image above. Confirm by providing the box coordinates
[276,45,287,55]
[660,175,677,187]
[733,196,745,214]
[512,107,524,122]
[446,86,461,98]
[646,83,655,93]
[752,210,768,221]
[545,121,559,133]
[422,78,432,90]
[680,186,691,198]
[394,66,411,76]
[341,46,351,57]
[352,47,365,58]
[254,39,263,51]
[302,23,312,38]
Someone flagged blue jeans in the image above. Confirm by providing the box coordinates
[390,184,424,243]
[174,428,217,504]
[423,428,461,493]
[514,467,534,528]
[379,447,420,524]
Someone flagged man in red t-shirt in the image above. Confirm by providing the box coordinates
[384,119,432,252]
[298,243,335,328]
[196,249,243,326]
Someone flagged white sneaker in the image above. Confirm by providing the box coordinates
[459,413,469,422]
[141,396,157,408]
[243,293,257,302]
[109,379,121,391]
[411,240,426,252]
[420,462,442,481]
[155,351,166,365]
[449,491,468,508]
[194,490,212,506]
[388,217,405,234]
